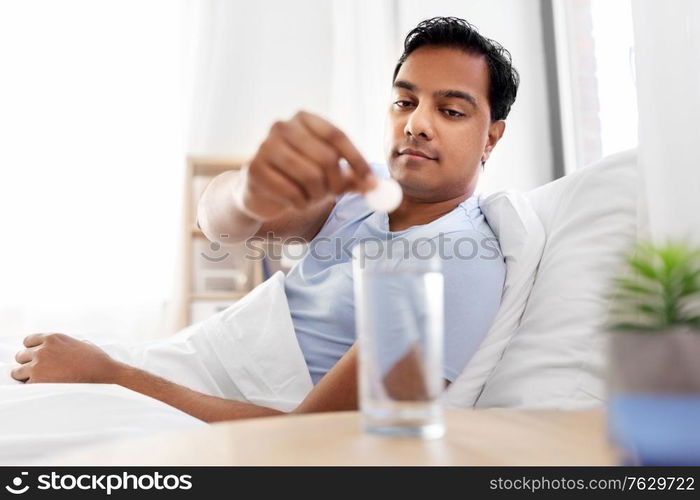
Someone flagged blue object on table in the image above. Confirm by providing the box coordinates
[608,395,700,465]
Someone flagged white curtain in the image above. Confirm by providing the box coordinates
[185,0,334,157]
[632,0,700,243]
[0,1,187,341]
[328,0,399,163]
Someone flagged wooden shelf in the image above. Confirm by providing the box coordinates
[190,156,248,177]
[175,155,263,331]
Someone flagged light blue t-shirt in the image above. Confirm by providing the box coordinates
[284,163,506,385]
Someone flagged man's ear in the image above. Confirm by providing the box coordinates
[481,120,506,164]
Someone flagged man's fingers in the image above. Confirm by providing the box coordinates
[23,333,46,348]
[246,182,290,214]
[295,112,375,191]
[249,160,307,210]
[14,348,36,364]
[279,121,345,195]
[10,364,30,382]
[265,143,327,201]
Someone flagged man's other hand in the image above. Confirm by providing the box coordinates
[11,333,122,384]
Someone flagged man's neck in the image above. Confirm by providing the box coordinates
[387,191,472,232]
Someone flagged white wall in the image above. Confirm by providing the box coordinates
[0,0,186,340]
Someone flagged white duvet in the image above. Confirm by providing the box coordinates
[0,271,313,465]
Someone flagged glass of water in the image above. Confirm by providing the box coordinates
[352,239,444,438]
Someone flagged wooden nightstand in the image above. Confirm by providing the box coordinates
[56,409,619,466]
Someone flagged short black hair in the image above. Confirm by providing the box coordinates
[393,17,519,122]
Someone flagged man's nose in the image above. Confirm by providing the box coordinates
[404,104,434,140]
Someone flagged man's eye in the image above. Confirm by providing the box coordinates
[393,100,414,108]
[442,109,464,118]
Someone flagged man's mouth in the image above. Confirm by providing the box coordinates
[397,148,437,161]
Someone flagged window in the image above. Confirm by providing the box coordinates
[551,0,637,173]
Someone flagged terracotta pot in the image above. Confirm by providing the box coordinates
[607,327,700,394]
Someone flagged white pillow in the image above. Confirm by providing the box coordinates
[444,191,545,407]
[476,150,639,409]
[98,270,312,412]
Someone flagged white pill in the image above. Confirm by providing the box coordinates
[365,177,403,212]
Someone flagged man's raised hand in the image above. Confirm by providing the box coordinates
[235,111,377,221]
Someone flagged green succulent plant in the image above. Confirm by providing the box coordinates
[609,240,700,332]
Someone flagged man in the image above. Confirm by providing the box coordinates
[11,17,518,422]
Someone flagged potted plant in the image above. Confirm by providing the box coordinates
[607,240,700,394]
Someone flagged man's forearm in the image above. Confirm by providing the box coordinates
[113,363,283,423]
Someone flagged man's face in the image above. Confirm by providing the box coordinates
[385,46,504,202]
